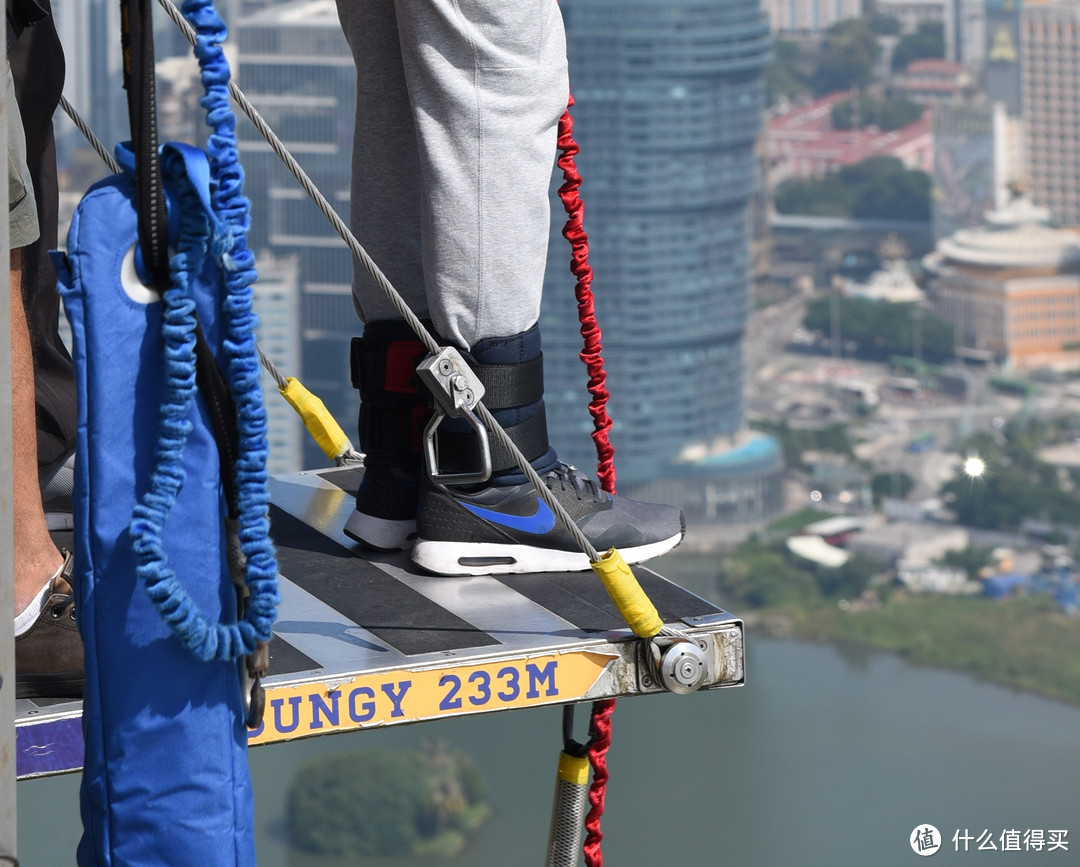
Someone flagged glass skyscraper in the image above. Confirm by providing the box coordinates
[541,0,772,489]
[234,2,358,470]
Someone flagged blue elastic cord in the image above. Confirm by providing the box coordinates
[129,0,279,662]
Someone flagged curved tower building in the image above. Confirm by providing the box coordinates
[541,0,773,492]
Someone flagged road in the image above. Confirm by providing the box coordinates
[743,293,1068,505]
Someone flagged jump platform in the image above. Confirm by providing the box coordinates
[16,466,744,779]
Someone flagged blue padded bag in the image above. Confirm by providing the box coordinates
[56,140,271,866]
[54,5,277,863]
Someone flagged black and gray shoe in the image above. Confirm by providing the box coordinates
[343,465,420,551]
[411,463,684,576]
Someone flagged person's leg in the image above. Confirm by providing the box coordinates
[382,0,566,485]
[385,2,682,574]
[7,17,82,695]
[335,0,431,549]
[10,245,79,698]
[335,0,427,324]
[393,0,568,349]
[336,0,568,548]
[8,1,74,481]
[6,54,58,611]
[336,1,683,571]
[10,249,63,616]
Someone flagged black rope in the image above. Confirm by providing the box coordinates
[561,704,591,758]
[118,0,241,519]
[193,320,241,517]
[119,0,169,290]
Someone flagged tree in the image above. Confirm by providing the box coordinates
[938,545,994,579]
[767,39,811,107]
[870,13,901,35]
[871,470,914,504]
[720,539,876,606]
[720,540,821,608]
[288,746,489,858]
[891,21,946,71]
[832,96,924,131]
[751,420,855,470]
[288,752,425,857]
[774,156,931,222]
[813,553,877,599]
[942,417,1080,531]
[879,98,925,130]
[774,178,855,217]
[802,297,954,363]
[852,168,930,220]
[811,20,880,96]
[862,0,902,34]
[943,466,1080,530]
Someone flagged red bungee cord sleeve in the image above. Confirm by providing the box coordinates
[556,96,616,495]
[558,84,619,866]
[583,698,617,867]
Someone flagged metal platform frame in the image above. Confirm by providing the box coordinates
[15,466,744,779]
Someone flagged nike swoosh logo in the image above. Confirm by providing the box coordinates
[461,497,557,535]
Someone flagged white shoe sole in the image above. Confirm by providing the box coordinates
[343,510,418,551]
[410,532,683,576]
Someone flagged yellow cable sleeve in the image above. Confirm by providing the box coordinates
[279,377,352,460]
[556,751,590,786]
[591,548,663,639]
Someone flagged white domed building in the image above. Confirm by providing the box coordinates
[923,190,1080,370]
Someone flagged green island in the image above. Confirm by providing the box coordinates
[287,741,491,859]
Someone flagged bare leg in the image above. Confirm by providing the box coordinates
[10,247,62,615]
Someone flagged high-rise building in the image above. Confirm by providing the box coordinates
[946,0,987,66]
[984,0,1022,115]
[762,0,861,33]
[234,0,358,470]
[52,0,128,164]
[252,253,304,474]
[878,0,949,39]
[1022,0,1080,226]
[541,0,783,524]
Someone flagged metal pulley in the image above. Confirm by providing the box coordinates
[646,636,710,694]
[416,347,493,485]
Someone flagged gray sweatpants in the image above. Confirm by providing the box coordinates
[335,0,569,350]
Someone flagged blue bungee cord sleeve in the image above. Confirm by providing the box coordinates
[128,0,278,663]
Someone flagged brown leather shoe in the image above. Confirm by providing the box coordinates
[15,550,84,699]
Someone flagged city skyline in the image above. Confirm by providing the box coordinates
[44,0,1080,485]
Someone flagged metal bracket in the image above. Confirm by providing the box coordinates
[638,634,713,694]
[416,348,492,485]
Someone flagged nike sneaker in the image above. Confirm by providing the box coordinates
[343,465,420,551]
[411,463,685,575]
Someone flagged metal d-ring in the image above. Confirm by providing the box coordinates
[422,405,493,486]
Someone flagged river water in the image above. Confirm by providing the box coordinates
[18,558,1080,865]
